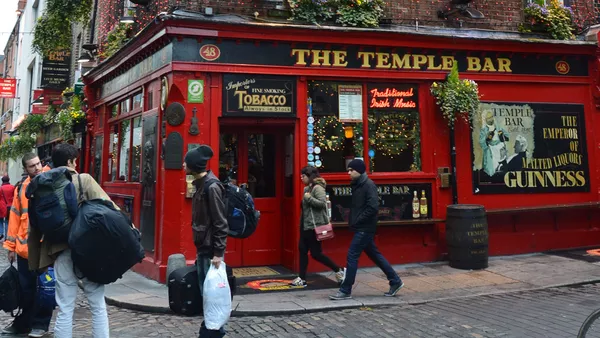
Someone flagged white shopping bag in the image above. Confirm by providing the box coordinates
[203,262,232,330]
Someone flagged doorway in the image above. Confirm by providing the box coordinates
[219,127,295,267]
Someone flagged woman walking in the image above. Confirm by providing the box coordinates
[291,166,345,287]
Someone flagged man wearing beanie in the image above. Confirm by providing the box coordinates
[330,158,404,300]
[183,145,228,338]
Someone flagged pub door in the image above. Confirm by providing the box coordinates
[219,128,294,267]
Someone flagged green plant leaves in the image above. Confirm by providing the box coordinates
[430,63,480,128]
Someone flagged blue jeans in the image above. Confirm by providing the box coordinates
[0,218,7,239]
[14,256,54,331]
[339,232,402,295]
[196,254,226,338]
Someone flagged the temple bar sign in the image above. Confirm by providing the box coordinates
[291,49,511,73]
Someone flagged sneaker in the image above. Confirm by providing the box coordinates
[335,267,346,284]
[329,291,352,300]
[384,281,404,297]
[2,324,28,335]
[28,329,46,338]
[289,277,307,287]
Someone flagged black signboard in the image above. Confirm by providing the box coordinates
[471,102,589,194]
[41,50,72,89]
[222,74,296,117]
[367,84,418,110]
[174,38,589,77]
[326,183,433,223]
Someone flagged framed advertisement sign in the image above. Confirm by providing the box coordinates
[222,74,296,117]
[471,102,589,194]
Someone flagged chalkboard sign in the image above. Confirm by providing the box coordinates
[326,183,433,223]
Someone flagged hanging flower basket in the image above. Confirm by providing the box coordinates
[430,63,480,129]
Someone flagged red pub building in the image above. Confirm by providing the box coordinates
[83,10,600,283]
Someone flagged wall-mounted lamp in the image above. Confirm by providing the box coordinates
[77,51,94,63]
[438,0,484,20]
[121,1,137,24]
[32,97,43,106]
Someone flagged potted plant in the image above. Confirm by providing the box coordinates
[336,0,385,28]
[287,0,336,24]
[519,0,574,40]
[430,62,480,204]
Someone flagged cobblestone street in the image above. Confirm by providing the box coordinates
[0,281,599,337]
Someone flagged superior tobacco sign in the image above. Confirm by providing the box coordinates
[222,74,296,117]
[471,102,589,194]
[174,38,589,77]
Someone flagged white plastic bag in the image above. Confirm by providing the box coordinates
[203,262,232,330]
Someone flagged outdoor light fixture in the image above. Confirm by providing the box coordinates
[438,0,484,20]
[77,51,94,63]
[121,0,136,24]
[32,97,43,105]
[129,0,151,6]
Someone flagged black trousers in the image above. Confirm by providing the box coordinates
[299,229,339,280]
[14,256,53,331]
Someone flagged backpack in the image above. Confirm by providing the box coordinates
[37,267,56,309]
[0,264,20,315]
[26,168,80,243]
[204,179,260,239]
[69,199,144,285]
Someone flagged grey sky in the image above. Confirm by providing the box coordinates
[0,1,20,54]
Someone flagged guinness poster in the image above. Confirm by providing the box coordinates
[41,50,72,89]
[222,74,296,117]
[471,102,588,194]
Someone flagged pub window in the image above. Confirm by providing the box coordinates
[367,84,421,172]
[119,120,131,181]
[308,80,362,173]
[308,80,421,173]
[110,104,118,118]
[120,98,131,114]
[132,92,143,110]
[131,117,142,182]
[93,135,103,183]
[109,125,118,181]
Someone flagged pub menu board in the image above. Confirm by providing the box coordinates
[222,74,296,117]
[326,183,433,223]
[41,50,72,89]
[367,84,418,110]
[338,84,362,122]
[471,102,589,194]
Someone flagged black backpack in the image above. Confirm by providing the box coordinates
[204,179,260,239]
[26,168,80,243]
[68,199,144,285]
[0,264,20,315]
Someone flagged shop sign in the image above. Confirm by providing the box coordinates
[187,80,204,103]
[367,84,418,110]
[0,79,16,98]
[41,50,72,89]
[178,39,589,77]
[326,183,432,222]
[338,85,362,122]
[471,102,589,194]
[222,74,296,117]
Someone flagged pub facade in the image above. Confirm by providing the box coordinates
[83,11,600,282]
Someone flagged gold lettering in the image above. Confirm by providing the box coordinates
[412,54,427,69]
[391,54,411,69]
[375,53,391,69]
[291,49,310,66]
[481,58,497,72]
[497,58,512,72]
[357,52,375,68]
[427,55,442,70]
[332,51,348,67]
[441,56,455,70]
[311,50,331,66]
[467,57,482,71]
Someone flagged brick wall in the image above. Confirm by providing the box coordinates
[96,0,598,53]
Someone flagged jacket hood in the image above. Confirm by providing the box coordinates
[313,177,326,188]
[25,167,72,199]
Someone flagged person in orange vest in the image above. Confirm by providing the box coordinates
[3,153,53,337]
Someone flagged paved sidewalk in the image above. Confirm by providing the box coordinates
[104,253,600,316]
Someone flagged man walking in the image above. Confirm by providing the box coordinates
[330,159,404,300]
[183,145,228,338]
[0,175,15,241]
[2,153,53,337]
[28,143,113,338]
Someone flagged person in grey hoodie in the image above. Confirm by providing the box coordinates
[290,166,345,287]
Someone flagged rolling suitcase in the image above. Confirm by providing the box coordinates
[168,264,237,316]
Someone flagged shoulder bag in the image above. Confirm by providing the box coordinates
[309,186,334,241]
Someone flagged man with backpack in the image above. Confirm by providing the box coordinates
[27,143,113,338]
[0,175,15,241]
[184,145,229,338]
[2,153,53,337]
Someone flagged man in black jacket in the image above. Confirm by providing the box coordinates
[330,159,403,300]
[184,145,228,338]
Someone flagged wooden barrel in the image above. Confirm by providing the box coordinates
[446,204,489,270]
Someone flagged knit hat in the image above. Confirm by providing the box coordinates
[184,145,214,173]
[347,159,366,175]
[1,176,8,183]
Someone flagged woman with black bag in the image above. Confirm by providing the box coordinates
[290,166,345,287]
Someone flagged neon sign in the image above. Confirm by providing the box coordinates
[368,85,418,110]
